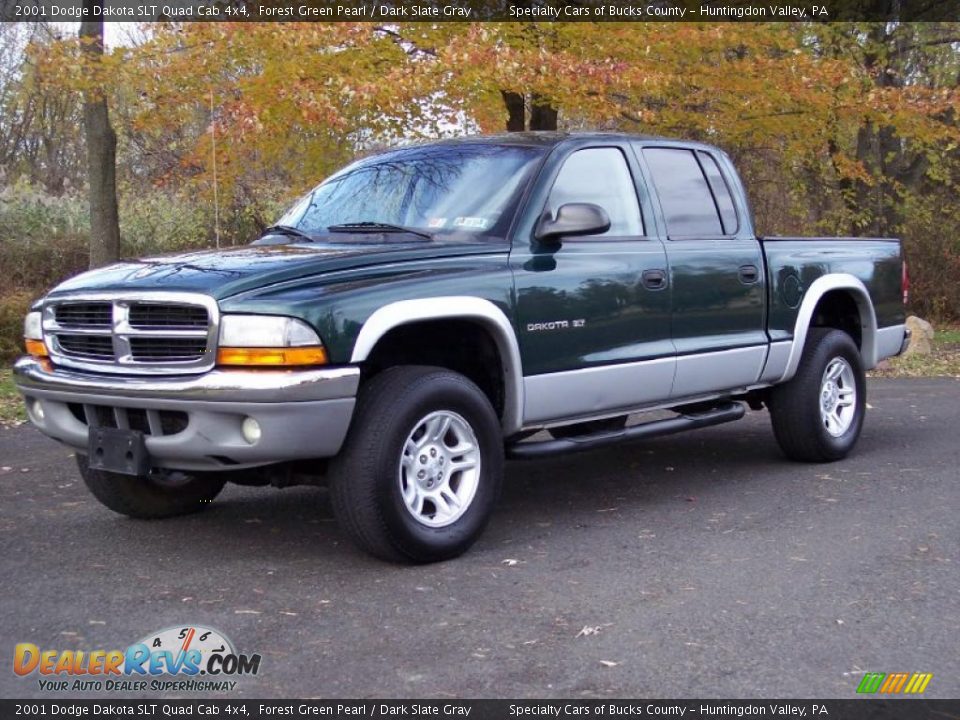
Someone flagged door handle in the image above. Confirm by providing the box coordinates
[642,269,668,290]
[738,264,760,285]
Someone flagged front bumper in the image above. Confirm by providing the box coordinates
[13,357,359,471]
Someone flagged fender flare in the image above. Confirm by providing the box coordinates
[779,273,878,383]
[350,297,525,435]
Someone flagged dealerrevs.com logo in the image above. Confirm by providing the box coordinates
[13,625,261,693]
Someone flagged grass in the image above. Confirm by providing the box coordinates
[869,325,960,379]
[0,369,25,426]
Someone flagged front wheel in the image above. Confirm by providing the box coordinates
[768,328,866,462]
[329,366,504,563]
[77,455,226,519]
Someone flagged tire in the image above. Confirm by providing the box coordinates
[769,327,866,462]
[329,366,504,563]
[77,454,226,519]
[548,415,627,440]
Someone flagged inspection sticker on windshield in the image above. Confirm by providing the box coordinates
[427,218,447,228]
[453,216,488,229]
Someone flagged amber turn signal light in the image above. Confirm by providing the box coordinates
[216,346,328,367]
[25,338,48,359]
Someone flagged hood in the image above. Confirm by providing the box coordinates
[47,237,505,300]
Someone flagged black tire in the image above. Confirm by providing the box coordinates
[548,415,628,440]
[77,454,226,519]
[329,366,504,563]
[769,327,866,462]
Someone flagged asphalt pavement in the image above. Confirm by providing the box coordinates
[1,378,957,699]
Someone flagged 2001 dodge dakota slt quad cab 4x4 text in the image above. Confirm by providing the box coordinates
[14,133,910,562]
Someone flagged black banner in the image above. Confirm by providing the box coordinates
[2,0,958,22]
[2,700,959,720]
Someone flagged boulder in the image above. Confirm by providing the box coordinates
[904,315,934,355]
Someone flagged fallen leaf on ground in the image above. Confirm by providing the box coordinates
[576,625,611,638]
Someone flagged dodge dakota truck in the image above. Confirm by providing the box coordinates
[14,133,910,562]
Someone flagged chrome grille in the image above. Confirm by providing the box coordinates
[42,292,219,375]
[56,335,114,360]
[129,304,208,329]
[54,302,113,328]
[129,337,209,362]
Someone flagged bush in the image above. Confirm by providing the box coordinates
[0,292,33,363]
[0,181,284,294]
[0,183,90,291]
[0,182,289,361]
[900,191,960,323]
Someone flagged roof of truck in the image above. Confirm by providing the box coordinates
[433,131,678,146]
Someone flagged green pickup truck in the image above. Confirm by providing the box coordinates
[14,133,909,562]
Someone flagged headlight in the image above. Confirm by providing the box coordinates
[23,311,47,358]
[217,315,327,367]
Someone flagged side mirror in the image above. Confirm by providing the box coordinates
[534,203,611,243]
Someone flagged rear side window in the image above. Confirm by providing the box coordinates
[642,147,723,237]
[546,148,644,237]
[698,151,739,235]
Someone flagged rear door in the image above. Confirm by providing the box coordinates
[511,144,674,425]
[636,145,767,398]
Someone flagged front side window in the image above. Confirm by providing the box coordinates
[545,148,644,237]
[277,144,545,239]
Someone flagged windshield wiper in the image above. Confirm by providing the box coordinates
[326,221,432,240]
[260,224,316,241]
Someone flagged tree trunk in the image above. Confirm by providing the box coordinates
[501,91,559,132]
[501,91,525,132]
[529,95,558,130]
[80,15,120,269]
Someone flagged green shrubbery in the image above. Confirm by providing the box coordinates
[0,182,284,361]
[0,291,32,363]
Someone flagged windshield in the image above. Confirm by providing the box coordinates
[276,143,545,238]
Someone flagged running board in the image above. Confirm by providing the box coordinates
[506,402,746,460]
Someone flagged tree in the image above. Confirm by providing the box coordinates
[0,24,85,194]
[80,12,120,268]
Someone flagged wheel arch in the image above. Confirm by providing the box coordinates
[780,274,878,382]
[350,297,524,435]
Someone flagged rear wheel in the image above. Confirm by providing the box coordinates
[77,455,226,519]
[769,328,866,462]
[329,366,503,563]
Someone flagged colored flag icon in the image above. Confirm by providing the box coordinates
[857,672,932,694]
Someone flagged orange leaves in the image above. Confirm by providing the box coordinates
[28,19,956,224]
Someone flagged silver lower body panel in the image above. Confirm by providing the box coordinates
[13,357,359,471]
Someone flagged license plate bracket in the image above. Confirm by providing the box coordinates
[88,427,150,476]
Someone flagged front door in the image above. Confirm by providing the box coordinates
[511,145,674,425]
